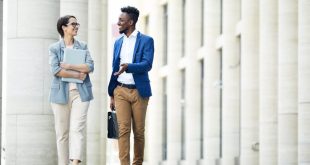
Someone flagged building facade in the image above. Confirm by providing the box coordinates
[1,0,310,165]
[134,0,310,165]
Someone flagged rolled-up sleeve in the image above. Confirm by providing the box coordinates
[84,43,94,73]
[49,45,62,76]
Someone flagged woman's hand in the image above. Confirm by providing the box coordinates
[77,72,86,81]
[60,62,70,70]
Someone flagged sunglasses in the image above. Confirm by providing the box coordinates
[66,22,80,28]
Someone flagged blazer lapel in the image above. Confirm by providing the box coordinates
[73,38,80,49]
[60,39,66,51]
[60,38,79,62]
[59,39,66,62]
[115,36,124,64]
[132,32,141,63]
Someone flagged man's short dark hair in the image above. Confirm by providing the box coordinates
[121,6,140,25]
[57,15,76,38]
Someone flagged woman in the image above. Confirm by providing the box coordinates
[48,15,94,165]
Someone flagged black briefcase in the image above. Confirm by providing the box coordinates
[107,109,119,139]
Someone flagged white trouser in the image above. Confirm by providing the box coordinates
[51,90,90,165]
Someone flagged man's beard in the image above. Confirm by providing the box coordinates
[119,27,129,35]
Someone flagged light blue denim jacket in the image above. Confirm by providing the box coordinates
[48,38,94,104]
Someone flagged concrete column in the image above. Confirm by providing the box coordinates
[147,0,164,164]
[2,1,6,163]
[222,0,241,164]
[0,1,3,161]
[100,1,108,164]
[86,0,107,164]
[299,0,310,164]
[240,0,260,165]
[5,0,60,164]
[202,0,221,165]
[166,0,182,164]
[259,1,278,165]
[278,1,298,165]
[60,1,88,164]
[184,0,202,163]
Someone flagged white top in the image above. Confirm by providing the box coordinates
[117,29,138,85]
[66,45,78,91]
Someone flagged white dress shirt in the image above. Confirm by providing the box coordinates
[117,29,138,85]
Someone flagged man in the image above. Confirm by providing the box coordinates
[108,6,154,165]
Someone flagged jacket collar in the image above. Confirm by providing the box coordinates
[132,31,141,62]
[115,31,142,63]
[122,29,138,38]
[60,38,80,51]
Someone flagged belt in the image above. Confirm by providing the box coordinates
[117,82,137,89]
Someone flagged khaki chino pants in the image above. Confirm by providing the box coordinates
[51,90,90,165]
[114,85,149,165]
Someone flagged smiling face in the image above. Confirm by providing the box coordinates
[117,12,134,34]
[62,17,79,37]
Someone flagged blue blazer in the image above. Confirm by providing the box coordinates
[48,39,94,104]
[108,32,154,98]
